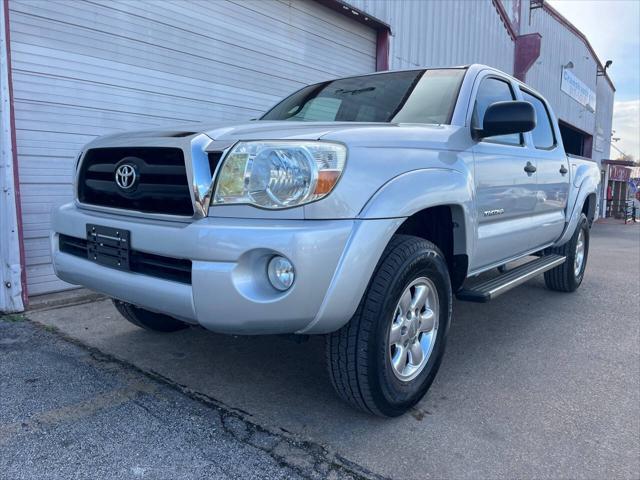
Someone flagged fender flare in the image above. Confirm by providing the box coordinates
[358,168,476,257]
[555,167,599,246]
[300,168,476,334]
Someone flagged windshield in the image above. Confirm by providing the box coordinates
[261,69,466,124]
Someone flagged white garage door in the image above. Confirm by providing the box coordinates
[8,0,376,295]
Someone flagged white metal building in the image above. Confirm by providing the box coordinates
[0,0,615,312]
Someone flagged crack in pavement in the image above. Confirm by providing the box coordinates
[22,318,388,480]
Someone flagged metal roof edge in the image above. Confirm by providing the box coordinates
[541,1,616,92]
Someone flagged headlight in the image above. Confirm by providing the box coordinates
[212,141,346,209]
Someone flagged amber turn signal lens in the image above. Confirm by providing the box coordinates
[314,170,341,195]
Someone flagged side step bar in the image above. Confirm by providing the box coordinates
[456,254,566,303]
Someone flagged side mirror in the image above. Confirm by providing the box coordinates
[474,101,536,139]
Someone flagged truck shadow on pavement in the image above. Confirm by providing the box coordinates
[33,274,592,429]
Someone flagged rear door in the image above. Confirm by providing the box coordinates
[519,88,570,248]
[470,74,540,272]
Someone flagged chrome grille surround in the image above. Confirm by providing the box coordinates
[74,133,234,222]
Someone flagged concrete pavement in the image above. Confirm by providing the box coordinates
[10,222,640,479]
[1,318,376,479]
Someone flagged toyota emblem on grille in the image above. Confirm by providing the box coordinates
[115,164,137,190]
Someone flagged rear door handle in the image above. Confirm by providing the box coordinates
[559,165,568,175]
[524,162,537,174]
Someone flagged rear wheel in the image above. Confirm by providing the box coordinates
[544,213,590,292]
[326,235,452,417]
[112,299,189,332]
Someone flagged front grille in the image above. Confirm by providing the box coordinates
[59,234,192,285]
[77,147,193,216]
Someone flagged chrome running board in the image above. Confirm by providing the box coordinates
[456,254,566,303]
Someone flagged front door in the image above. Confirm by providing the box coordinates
[470,75,540,272]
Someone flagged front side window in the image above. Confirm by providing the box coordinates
[521,90,556,149]
[472,77,521,145]
[261,69,466,124]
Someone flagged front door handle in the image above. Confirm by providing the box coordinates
[524,162,537,174]
[560,165,568,175]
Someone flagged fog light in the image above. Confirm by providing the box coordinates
[267,256,295,291]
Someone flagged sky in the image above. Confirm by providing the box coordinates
[547,0,640,160]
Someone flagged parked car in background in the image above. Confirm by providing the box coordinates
[51,64,600,416]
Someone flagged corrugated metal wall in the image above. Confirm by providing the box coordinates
[8,0,376,295]
[346,0,515,73]
[593,78,614,163]
[520,1,597,134]
[594,77,614,218]
[519,0,615,165]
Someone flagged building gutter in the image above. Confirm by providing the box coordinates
[0,0,26,312]
[491,0,518,41]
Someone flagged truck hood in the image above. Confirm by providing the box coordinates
[93,120,397,143]
[88,120,460,152]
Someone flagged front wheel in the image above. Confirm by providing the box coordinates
[326,235,452,417]
[544,213,590,292]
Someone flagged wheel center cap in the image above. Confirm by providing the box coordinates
[407,320,418,339]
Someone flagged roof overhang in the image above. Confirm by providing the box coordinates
[313,0,391,33]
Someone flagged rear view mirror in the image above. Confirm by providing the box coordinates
[474,101,536,139]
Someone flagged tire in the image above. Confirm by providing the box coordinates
[112,299,189,332]
[326,235,452,417]
[544,213,589,292]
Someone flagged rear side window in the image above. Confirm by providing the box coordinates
[472,77,521,146]
[521,90,556,149]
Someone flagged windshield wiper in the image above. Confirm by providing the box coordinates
[334,87,376,96]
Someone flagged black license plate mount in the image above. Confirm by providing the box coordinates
[86,224,131,271]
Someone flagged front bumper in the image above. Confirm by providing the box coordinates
[52,203,402,334]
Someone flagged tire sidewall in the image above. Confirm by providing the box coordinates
[113,299,188,332]
[368,246,452,416]
[567,215,590,289]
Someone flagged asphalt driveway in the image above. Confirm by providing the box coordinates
[6,222,640,479]
[0,319,368,479]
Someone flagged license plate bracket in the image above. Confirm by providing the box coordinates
[86,224,130,271]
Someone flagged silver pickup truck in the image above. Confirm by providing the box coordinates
[52,64,600,416]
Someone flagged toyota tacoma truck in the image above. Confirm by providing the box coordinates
[51,64,600,417]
